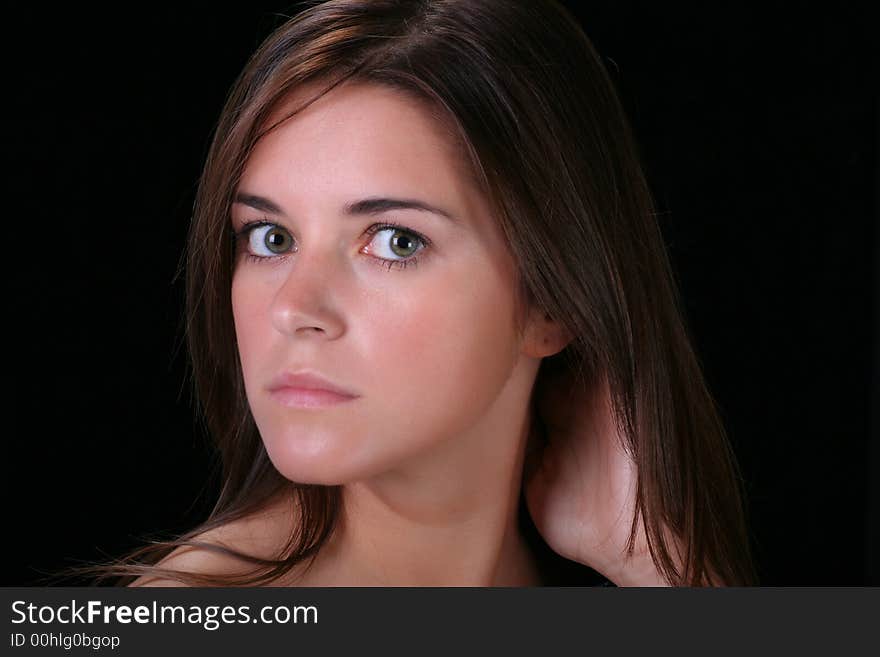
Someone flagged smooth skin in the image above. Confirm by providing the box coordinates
[135,79,674,587]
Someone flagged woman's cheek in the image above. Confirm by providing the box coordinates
[381,285,518,428]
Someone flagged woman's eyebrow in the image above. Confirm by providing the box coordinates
[233,192,457,223]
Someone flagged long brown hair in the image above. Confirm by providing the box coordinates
[61,0,758,586]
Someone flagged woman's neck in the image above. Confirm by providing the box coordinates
[285,482,544,587]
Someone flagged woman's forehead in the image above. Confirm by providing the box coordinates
[240,81,481,213]
[258,80,458,159]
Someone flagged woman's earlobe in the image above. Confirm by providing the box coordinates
[522,310,573,358]
[543,324,574,356]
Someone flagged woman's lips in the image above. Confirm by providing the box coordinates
[267,371,359,408]
[268,371,358,397]
[269,386,358,408]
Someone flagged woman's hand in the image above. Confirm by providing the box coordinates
[523,362,674,586]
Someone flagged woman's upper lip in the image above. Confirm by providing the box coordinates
[268,371,358,397]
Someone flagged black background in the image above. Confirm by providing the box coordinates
[5,2,877,585]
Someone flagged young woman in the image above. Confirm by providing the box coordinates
[82,0,758,586]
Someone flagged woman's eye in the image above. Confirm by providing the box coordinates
[247,223,294,256]
[367,226,425,262]
[235,221,427,269]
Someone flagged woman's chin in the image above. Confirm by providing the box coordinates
[261,435,369,486]
[265,451,350,486]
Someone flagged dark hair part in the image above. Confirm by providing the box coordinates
[62,0,758,586]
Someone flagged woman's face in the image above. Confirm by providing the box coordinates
[231,80,534,485]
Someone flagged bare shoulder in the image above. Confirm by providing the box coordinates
[129,496,301,588]
[127,539,234,588]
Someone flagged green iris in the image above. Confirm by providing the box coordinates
[389,230,418,257]
[264,227,292,254]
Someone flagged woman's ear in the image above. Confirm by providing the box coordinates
[521,307,573,359]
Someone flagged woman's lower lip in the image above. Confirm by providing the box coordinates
[269,387,358,408]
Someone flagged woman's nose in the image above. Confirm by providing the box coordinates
[269,247,346,339]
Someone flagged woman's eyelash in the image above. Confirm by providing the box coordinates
[231,218,430,271]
